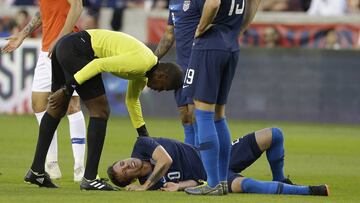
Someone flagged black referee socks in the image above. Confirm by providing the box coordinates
[31,112,61,173]
[84,117,108,180]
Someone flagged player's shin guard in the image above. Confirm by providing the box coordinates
[196,109,220,188]
[84,117,107,180]
[266,128,285,181]
[241,178,310,195]
[215,118,231,182]
[183,124,195,145]
[31,112,61,173]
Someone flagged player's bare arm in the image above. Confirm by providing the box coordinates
[195,0,221,38]
[48,0,83,56]
[127,146,173,191]
[1,11,42,53]
[161,180,198,192]
[238,0,261,36]
[154,25,175,59]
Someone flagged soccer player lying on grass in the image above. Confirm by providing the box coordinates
[24,29,183,191]
[107,128,329,196]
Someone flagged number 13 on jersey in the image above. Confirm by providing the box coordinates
[229,0,245,16]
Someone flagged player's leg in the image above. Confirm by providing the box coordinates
[76,85,116,190]
[184,50,231,195]
[31,51,62,179]
[194,100,219,188]
[25,47,71,188]
[230,128,289,183]
[214,50,239,194]
[82,94,109,181]
[66,96,86,182]
[214,104,231,193]
[265,127,286,182]
[230,176,329,196]
[178,105,195,145]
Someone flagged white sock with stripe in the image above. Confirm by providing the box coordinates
[67,111,86,169]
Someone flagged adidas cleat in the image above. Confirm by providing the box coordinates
[24,169,58,188]
[80,178,118,191]
[309,184,330,196]
[185,182,223,196]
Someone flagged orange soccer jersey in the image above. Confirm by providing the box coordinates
[39,0,79,51]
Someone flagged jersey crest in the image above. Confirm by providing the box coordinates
[183,0,190,11]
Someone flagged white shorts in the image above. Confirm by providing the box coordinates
[32,51,78,96]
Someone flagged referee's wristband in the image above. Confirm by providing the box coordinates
[136,125,149,137]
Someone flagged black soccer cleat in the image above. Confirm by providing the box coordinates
[309,185,330,196]
[80,178,118,191]
[24,169,58,188]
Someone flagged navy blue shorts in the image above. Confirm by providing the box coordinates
[227,133,263,193]
[182,49,239,104]
[174,85,193,107]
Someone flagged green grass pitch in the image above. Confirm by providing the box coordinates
[0,115,359,203]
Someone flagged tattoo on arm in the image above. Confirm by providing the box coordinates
[145,165,167,188]
[22,11,42,37]
[154,26,175,60]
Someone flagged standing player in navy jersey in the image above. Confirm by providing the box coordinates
[154,0,202,146]
[106,128,329,196]
[181,0,262,195]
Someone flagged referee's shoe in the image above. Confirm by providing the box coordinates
[80,177,118,191]
[24,169,58,188]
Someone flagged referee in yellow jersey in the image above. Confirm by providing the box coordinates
[24,29,183,191]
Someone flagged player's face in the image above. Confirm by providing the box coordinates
[113,158,143,181]
[147,78,167,92]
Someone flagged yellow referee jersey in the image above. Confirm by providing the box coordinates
[73,29,158,129]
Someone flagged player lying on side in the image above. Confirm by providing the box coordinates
[107,128,329,196]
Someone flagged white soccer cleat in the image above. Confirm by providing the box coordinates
[45,161,62,180]
[73,165,85,182]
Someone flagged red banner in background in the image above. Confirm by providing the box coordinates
[147,17,360,49]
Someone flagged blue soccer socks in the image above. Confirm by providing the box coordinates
[266,128,285,181]
[193,122,200,148]
[241,178,310,195]
[183,124,195,145]
[196,109,219,188]
[215,118,231,182]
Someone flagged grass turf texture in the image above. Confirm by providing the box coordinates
[0,115,359,203]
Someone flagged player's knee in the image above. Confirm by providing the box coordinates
[178,106,194,125]
[32,101,47,113]
[90,103,110,119]
[47,106,67,119]
[271,127,284,145]
[31,93,49,113]
[180,112,193,125]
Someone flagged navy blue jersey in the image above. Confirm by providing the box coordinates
[168,0,201,69]
[131,137,207,190]
[192,0,246,51]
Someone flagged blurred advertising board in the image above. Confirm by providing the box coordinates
[147,17,360,49]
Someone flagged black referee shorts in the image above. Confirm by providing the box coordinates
[51,31,105,101]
